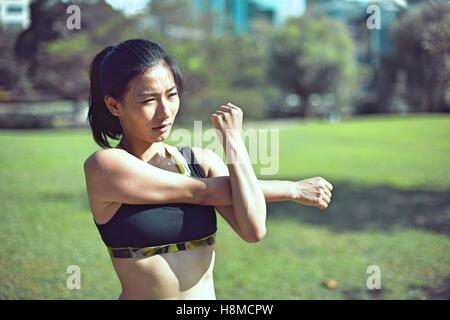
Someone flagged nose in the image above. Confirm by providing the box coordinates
[157,98,172,119]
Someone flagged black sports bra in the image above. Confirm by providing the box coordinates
[95,145,217,259]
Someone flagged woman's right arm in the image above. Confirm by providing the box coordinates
[83,148,233,212]
[84,148,333,224]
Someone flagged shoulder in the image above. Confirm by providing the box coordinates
[189,146,229,178]
[83,148,128,174]
[84,148,125,167]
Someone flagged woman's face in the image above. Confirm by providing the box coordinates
[113,63,180,143]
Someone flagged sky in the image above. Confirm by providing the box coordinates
[105,0,149,16]
[257,0,305,23]
[105,0,306,21]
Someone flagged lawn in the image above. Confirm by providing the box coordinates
[0,113,449,299]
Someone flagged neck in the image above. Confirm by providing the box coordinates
[118,137,167,162]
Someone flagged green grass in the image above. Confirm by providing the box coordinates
[0,113,449,299]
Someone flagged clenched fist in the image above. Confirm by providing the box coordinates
[291,176,333,210]
[210,103,243,135]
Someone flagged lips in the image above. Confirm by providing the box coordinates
[153,123,171,129]
[152,123,171,133]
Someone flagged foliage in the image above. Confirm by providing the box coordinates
[13,0,138,110]
[388,1,450,112]
[5,0,449,120]
[268,14,359,118]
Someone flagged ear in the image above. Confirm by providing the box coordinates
[104,95,122,117]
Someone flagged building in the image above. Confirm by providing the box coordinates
[0,0,30,30]
[307,0,408,69]
[193,0,305,34]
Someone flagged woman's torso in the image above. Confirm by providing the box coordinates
[90,144,217,299]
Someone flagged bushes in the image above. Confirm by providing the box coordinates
[0,101,88,129]
[0,113,55,129]
[179,87,267,123]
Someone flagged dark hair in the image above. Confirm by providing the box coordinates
[87,39,183,149]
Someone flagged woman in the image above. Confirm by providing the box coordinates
[83,39,333,300]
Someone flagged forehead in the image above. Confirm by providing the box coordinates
[132,64,176,95]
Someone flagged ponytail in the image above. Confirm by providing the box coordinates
[87,46,122,149]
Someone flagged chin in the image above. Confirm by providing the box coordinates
[156,134,168,142]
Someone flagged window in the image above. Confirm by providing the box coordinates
[6,21,24,29]
[7,5,23,14]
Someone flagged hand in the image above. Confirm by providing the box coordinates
[210,103,243,137]
[291,177,333,210]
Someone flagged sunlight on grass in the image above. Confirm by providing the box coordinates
[0,114,449,299]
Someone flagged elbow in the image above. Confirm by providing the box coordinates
[192,178,210,206]
[243,225,267,243]
[242,205,267,243]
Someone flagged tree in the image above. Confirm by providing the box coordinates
[389,1,450,113]
[143,0,271,122]
[14,0,68,77]
[148,0,198,36]
[14,0,137,113]
[170,34,273,122]
[0,29,20,93]
[267,14,359,118]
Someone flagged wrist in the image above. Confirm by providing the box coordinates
[218,130,245,162]
[285,181,298,201]
[219,129,242,143]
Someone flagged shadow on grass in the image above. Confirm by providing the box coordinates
[39,181,450,235]
[267,181,450,235]
[341,288,388,300]
[405,277,450,300]
[39,191,90,211]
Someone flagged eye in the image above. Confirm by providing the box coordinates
[142,98,156,104]
[168,91,178,98]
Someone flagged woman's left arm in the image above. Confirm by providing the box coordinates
[193,147,333,243]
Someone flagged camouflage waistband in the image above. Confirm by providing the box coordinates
[107,233,216,259]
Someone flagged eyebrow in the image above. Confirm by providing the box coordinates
[137,86,177,97]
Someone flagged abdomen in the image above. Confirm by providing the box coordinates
[112,245,216,299]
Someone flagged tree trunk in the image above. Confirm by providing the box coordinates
[298,94,311,119]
